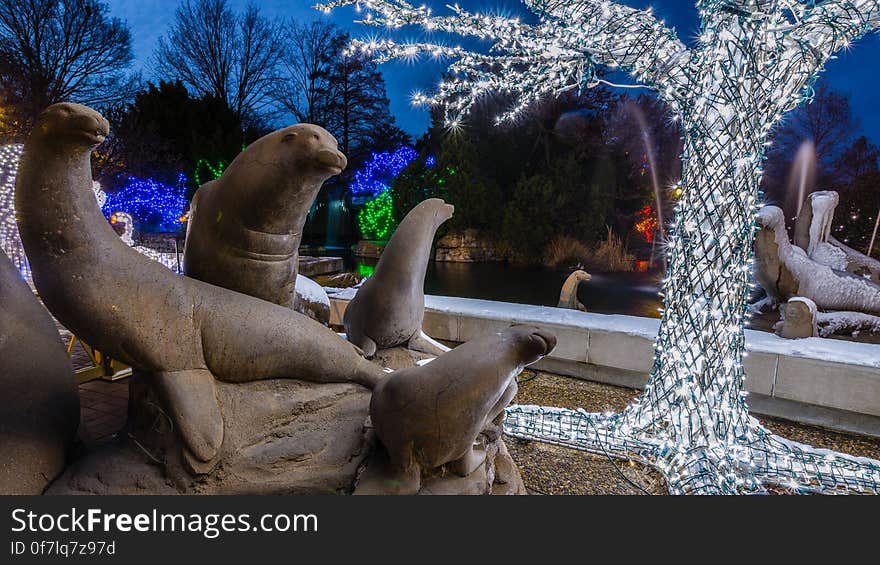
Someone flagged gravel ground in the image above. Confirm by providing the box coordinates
[508,370,880,495]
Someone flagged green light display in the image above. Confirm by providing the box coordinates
[357,190,397,241]
[194,159,228,187]
[357,263,376,277]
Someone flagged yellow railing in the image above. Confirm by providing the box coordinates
[67,335,132,384]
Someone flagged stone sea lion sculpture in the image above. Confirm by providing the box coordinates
[0,248,79,494]
[366,325,557,495]
[795,191,880,282]
[558,269,591,311]
[14,103,387,472]
[755,206,880,313]
[183,123,345,309]
[775,297,819,339]
[344,198,454,357]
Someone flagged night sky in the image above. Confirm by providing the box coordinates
[109,0,880,144]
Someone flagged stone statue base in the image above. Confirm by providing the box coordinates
[49,373,373,494]
[48,368,526,496]
[354,435,525,495]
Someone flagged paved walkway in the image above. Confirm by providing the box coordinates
[78,379,129,442]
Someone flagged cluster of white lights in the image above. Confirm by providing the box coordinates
[0,144,30,279]
[1,144,179,280]
[320,0,880,494]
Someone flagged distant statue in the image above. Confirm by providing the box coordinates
[558,269,591,311]
[108,212,179,271]
[795,191,880,283]
[754,206,880,314]
[775,297,818,339]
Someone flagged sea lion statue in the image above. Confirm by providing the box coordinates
[558,269,591,311]
[183,123,345,309]
[776,297,818,339]
[755,206,880,313]
[361,325,557,495]
[344,198,454,358]
[14,103,387,473]
[0,248,79,494]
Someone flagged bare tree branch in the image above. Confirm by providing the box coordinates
[274,19,339,124]
[0,0,134,137]
[155,0,283,123]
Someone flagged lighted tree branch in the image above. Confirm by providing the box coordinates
[318,0,691,122]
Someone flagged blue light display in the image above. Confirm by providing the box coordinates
[102,174,188,232]
[349,146,419,201]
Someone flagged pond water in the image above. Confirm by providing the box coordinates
[318,247,664,318]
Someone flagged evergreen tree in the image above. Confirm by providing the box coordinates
[99,81,260,196]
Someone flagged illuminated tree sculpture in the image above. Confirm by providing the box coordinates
[0,144,27,277]
[322,0,880,493]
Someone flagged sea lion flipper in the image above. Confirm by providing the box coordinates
[154,369,224,471]
[345,323,378,359]
[408,331,451,356]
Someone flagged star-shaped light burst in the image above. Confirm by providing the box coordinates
[320,0,880,494]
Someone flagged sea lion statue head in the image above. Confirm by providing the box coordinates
[572,269,591,283]
[422,197,455,228]
[33,103,109,150]
[265,123,347,182]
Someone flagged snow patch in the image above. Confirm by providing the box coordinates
[295,274,330,307]
[817,311,880,337]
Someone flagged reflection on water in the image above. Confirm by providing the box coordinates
[425,262,663,318]
[334,249,663,318]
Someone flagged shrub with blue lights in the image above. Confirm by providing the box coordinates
[102,173,189,233]
[349,146,419,203]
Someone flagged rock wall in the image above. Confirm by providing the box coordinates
[434,230,499,262]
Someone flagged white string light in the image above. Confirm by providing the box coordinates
[320,0,880,494]
[0,144,30,279]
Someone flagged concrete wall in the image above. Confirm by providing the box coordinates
[329,293,880,437]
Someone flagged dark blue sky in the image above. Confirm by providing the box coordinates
[109,0,880,144]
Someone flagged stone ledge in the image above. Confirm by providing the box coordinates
[328,293,880,433]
